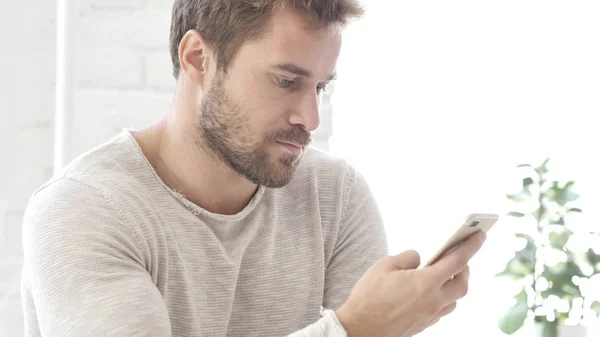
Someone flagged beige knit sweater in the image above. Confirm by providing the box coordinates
[21,129,388,337]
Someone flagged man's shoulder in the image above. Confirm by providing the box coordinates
[298,145,353,179]
[23,131,152,247]
[37,130,148,197]
[290,146,364,200]
[28,130,152,218]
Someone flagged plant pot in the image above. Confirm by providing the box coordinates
[533,323,587,337]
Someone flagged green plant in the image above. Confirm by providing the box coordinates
[496,158,600,337]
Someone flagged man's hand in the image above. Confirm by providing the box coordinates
[335,231,486,337]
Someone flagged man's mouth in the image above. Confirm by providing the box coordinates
[277,141,303,155]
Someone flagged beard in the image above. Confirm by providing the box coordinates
[195,71,312,188]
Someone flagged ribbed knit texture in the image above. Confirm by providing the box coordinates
[20,129,388,337]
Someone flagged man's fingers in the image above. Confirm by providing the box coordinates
[427,231,485,281]
[442,266,470,304]
[424,302,457,330]
[438,302,457,318]
[387,250,421,270]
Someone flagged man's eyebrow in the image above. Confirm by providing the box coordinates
[273,63,337,81]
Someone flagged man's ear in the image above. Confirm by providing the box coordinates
[178,30,215,89]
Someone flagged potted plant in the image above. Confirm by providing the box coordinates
[496,158,600,337]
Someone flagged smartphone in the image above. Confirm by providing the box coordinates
[419,213,499,269]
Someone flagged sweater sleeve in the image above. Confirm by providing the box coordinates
[286,167,388,337]
[322,166,390,311]
[21,178,172,337]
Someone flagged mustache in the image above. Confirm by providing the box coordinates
[269,127,312,147]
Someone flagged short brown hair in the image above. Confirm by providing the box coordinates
[169,0,364,79]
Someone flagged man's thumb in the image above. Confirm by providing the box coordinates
[389,250,421,270]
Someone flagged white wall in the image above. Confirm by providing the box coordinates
[0,1,56,336]
[0,2,333,336]
[62,0,176,164]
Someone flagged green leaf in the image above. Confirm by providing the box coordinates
[518,164,532,168]
[523,177,535,187]
[498,289,529,334]
[542,321,558,337]
[507,212,526,218]
[556,312,569,325]
[542,262,583,298]
[507,191,531,203]
[591,301,600,317]
[565,261,583,277]
[567,207,583,213]
[586,249,600,266]
[535,158,550,175]
[515,289,527,303]
[541,286,572,300]
[565,190,580,203]
[516,233,533,242]
[542,157,551,166]
[549,230,571,250]
[550,182,580,205]
[496,257,533,279]
[562,283,581,297]
[516,240,537,271]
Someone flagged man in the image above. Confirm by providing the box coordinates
[21,1,486,336]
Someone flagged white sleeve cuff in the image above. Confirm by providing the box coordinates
[321,308,348,336]
[286,307,348,337]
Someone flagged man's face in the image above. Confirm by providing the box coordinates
[196,8,342,188]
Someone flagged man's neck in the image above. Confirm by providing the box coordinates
[134,115,259,216]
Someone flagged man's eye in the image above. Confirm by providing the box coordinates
[276,76,295,88]
[316,85,328,95]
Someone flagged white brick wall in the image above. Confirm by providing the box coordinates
[0,0,56,335]
[1,1,333,335]
[146,51,178,91]
[64,1,175,162]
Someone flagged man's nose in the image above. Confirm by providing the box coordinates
[288,91,320,132]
